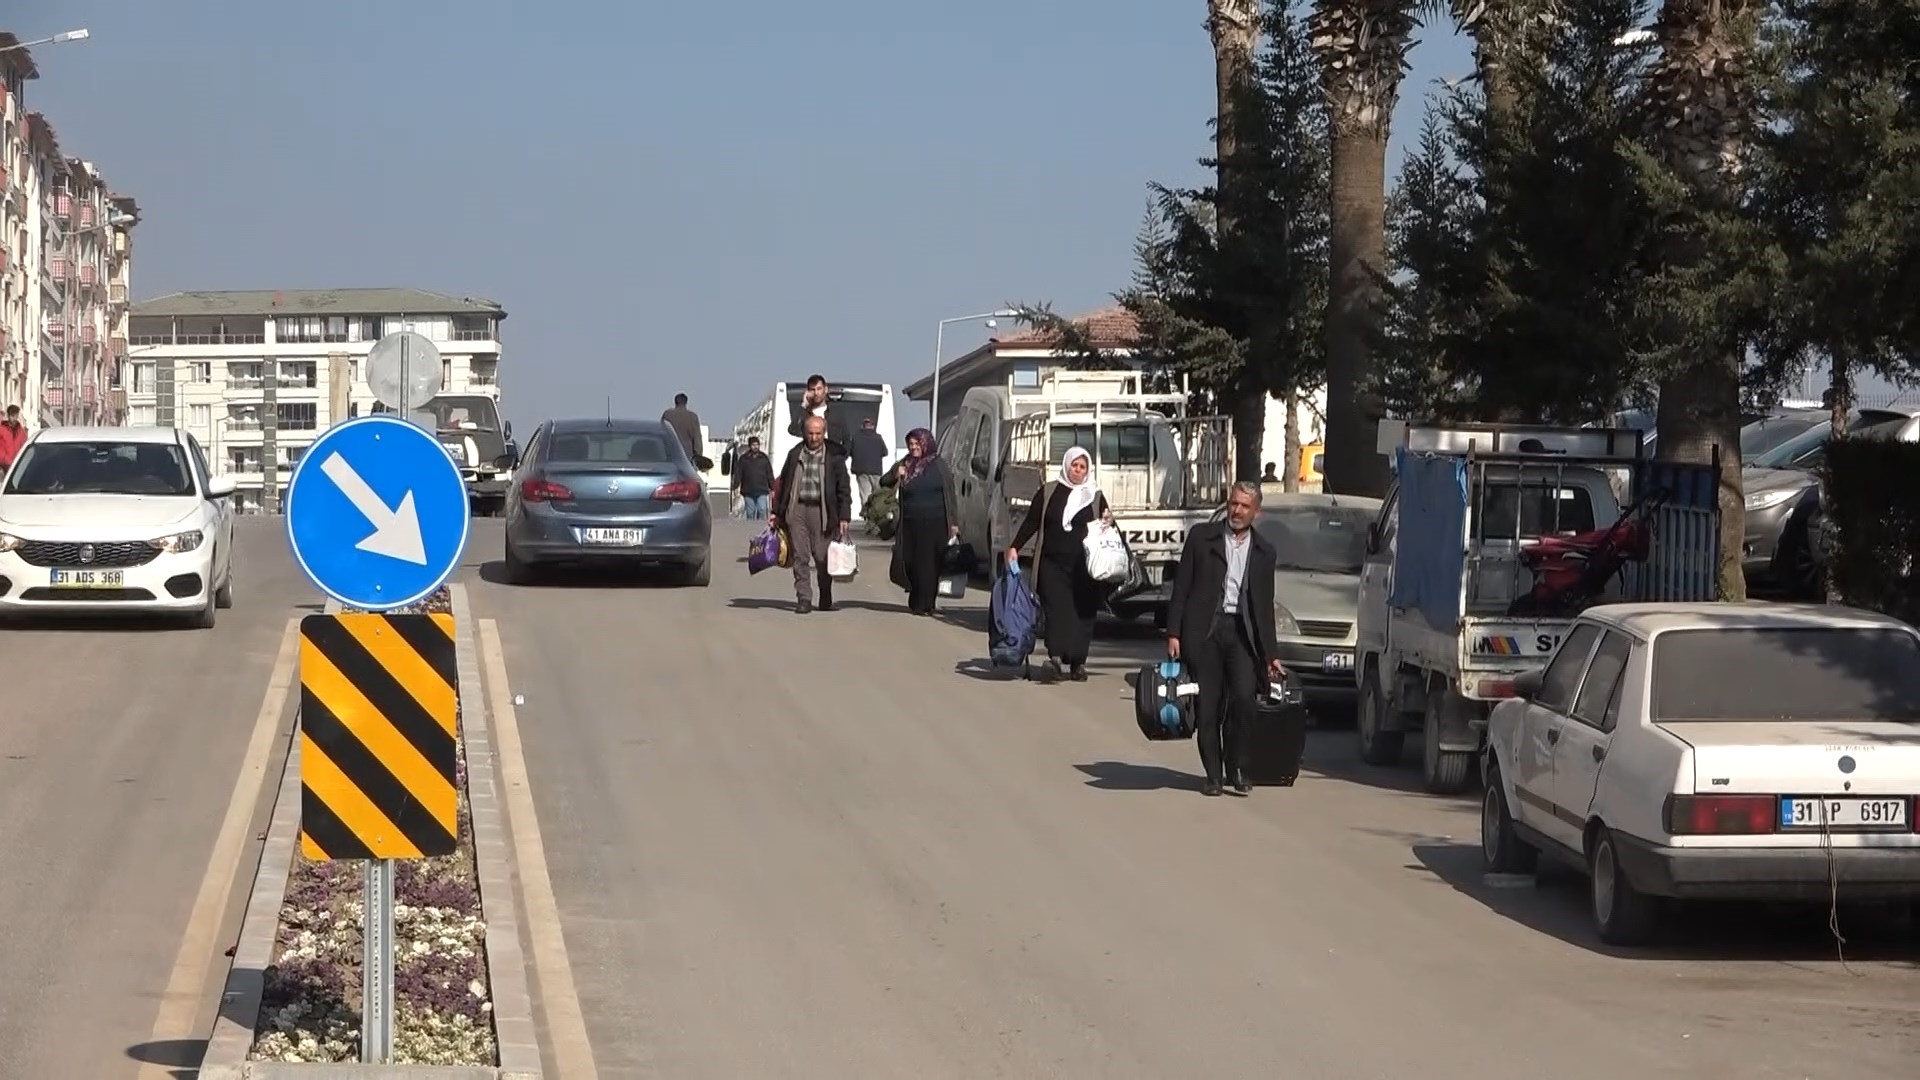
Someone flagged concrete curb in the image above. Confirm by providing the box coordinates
[449,581,545,1078]
[197,591,544,1078]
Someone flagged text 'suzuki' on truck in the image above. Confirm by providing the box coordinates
[1353,421,1722,793]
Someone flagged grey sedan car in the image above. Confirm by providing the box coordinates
[502,419,714,585]
[1741,408,1920,596]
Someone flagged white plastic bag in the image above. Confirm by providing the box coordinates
[1083,521,1130,582]
[827,540,859,579]
[937,573,967,599]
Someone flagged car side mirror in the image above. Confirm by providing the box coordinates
[493,451,518,471]
[502,420,513,440]
[695,455,715,472]
[206,475,237,499]
[1512,669,1543,700]
[1365,521,1382,555]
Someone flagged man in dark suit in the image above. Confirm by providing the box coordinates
[1167,481,1286,797]
[788,373,854,454]
[770,413,853,614]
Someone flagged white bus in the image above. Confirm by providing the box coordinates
[729,381,899,480]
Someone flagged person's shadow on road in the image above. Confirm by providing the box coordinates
[1074,761,1207,792]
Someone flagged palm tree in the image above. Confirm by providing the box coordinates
[1309,0,1420,496]
[1642,0,1765,600]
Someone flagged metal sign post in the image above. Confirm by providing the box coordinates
[363,859,396,1061]
[286,412,469,1064]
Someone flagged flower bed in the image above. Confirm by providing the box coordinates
[250,586,499,1065]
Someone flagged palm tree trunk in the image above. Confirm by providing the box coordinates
[1645,0,1763,601]
[1312,1,1419,498]
[1210,0,1265,481]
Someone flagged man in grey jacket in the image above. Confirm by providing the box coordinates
[661,393,702,462]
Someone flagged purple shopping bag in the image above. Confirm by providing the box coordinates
[747,527,788,575]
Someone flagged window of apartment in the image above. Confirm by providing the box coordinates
[131,362,155,393]
[227,405,262,430]
[452,315,494,341]
[188,404,212,433]
[128,405,157,427]
[227,362,263,387]
[442,357,452,389]
[276,402,318,430]
[185,362,212,384]
[279,445,307,468]
[229,448,262,473]
[278,361,317,388]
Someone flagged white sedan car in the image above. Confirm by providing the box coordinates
[0,426,237,628]
[1481,601,1920,945]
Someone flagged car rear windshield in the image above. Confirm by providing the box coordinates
[547,431,679,466]
[1476,482,1597,540]
[4,441,197,497]
[1258,505,1375,574]
[1651,627,1920,722]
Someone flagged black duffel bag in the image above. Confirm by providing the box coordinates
[1241,674,1309,786]
[1133,659,1198,741]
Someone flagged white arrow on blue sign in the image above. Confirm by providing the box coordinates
[285,414,471,610]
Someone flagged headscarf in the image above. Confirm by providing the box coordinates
[1056,446,1097,530]
[900,428,936,484]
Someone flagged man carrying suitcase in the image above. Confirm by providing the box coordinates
[1166,481,1286,797]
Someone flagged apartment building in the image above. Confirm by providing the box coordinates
[0,35,139,427]
[125,288,507,514]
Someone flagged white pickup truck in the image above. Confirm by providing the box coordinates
[1353,421,1723,794]
[988,375,1232,626]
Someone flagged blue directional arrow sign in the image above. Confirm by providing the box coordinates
[285,414,471,610]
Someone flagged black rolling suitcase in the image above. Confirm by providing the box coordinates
[1242,676,1308,786]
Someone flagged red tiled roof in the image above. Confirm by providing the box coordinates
[991,305,1140,350]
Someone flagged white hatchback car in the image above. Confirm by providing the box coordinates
[0,426,237,627]
[1481,601,1920,945]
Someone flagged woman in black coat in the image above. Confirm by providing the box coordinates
[881,427,960,615]
[1005,446,1112,682]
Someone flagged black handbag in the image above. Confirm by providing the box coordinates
[1133,660,1199,741]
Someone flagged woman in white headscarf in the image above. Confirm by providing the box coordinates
[1005,445,1113,682]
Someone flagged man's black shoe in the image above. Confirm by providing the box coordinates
[1202,779,1224,797]
[796,599,812,614]
[1231,770,1251,795]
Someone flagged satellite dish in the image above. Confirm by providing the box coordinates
[366,331,442,412]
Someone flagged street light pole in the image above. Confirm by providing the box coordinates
[931,309,1018,437]
[0,29,89,54]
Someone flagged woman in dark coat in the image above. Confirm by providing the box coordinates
[881,427,960,615]
[1005,446,1112,682]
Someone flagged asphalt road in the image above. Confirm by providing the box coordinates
[470,514,1917,1080]
[0,517,317,1079]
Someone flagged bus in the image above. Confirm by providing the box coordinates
[729,381,899,480]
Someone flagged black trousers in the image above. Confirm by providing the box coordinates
[1190,615,1260,784]
[1037,555,1099,666]
[899,514,947,613]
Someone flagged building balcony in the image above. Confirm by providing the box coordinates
[78,264,97,287]
[110,334,126,357]
[78,204,96,229]
[110,283,127,304]
[80,325,97,344]
[48,256,68,279]
[53,193,71,218]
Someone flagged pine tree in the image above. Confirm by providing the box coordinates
[1754,0,1920,430]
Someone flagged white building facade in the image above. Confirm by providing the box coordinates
[125,288,506,514]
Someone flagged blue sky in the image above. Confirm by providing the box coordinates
[17,0,1477,434]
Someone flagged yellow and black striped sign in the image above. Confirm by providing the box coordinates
[298,612,459,860]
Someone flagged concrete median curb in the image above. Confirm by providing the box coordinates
[197,590,544,1079]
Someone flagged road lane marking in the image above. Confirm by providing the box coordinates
[479,618,599,1079]
[138,616,301,1080]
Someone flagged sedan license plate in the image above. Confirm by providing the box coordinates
[1322,650,1354,674]
[1779,797,1908,829]
[50,569,125,588]
[579,527,646,546]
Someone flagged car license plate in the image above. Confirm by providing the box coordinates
[1322,650,1354,674]
[50,569,125,588]
[579,527,646,546]
[1779,797,1909,829]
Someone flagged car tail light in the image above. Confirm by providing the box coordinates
[654,479,702,503]
[1477,678,1516,698]
[520,478,572,503]
[1665,794,1777,836]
